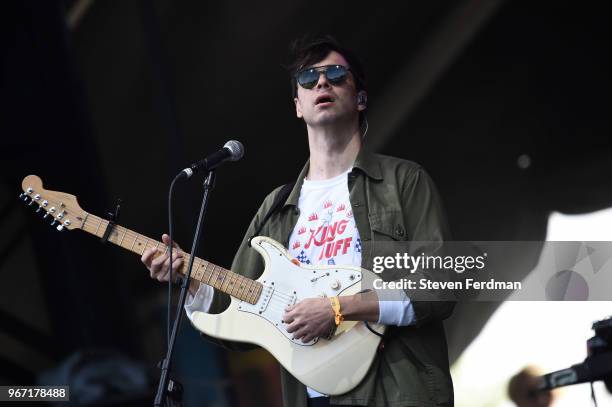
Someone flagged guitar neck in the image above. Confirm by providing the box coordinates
[79,213,262,304]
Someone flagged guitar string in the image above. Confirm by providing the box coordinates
[57,213,315,309]
[259,291,293,302]
[268,295,295,308]
[237,306,318,344]
[41,203,349,316]
[83,217,300,299]
[82,216,244,273]
[81,216,305,302]
[250,299,329,340]
[249,300,334,341]
[254,286,294,301]
[266,292,318,311]
[253,301,294,317]
[249,287,344,314]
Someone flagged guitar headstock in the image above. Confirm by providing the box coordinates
[20,175,86,231]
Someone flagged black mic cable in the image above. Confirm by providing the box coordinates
[166,172,182,346]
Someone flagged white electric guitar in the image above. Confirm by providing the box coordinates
[20,175,385,395]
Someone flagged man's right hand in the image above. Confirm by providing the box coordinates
[141,233,200,295]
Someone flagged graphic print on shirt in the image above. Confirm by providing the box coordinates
[288,171,361,268]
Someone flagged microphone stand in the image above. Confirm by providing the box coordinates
[154,170,216,407]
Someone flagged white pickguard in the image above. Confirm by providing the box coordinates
[237,239,362,346]
[190,236,385,396]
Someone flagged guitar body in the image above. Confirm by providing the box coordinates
[191,236,385,396]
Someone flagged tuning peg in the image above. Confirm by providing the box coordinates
[28,200,35,206]
[19,193,25,199]
[43,213,50,219]
[56,224,64,231]
[21,195,30,203]
[50,219,57,226]
[35,207,42,213]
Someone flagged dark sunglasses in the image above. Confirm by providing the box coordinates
[295,64,351,89]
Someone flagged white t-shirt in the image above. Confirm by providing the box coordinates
[287,169,361,269]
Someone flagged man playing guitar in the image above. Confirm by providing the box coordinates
[142,35,454,407]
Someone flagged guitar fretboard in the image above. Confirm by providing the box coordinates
[79,213,262,304]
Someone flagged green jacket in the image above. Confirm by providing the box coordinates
[209,149,454,407]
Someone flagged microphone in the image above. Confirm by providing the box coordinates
[180,140,244,178]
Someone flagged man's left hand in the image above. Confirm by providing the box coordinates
[283,297,335,342]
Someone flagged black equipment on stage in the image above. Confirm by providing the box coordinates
[537,316,612,394]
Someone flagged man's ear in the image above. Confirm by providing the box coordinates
[357,91,368,112]
[294,97,303,119]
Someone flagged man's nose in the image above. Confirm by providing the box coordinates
[316,71,330,89]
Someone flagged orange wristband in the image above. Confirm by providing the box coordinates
[330,296,344,326]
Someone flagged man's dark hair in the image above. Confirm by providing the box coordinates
[287,34,367,100]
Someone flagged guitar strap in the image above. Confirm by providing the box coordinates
[248,182,295,246]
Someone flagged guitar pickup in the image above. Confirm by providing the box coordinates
[258,284,275,314]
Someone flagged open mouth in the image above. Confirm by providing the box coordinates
[315,95,335,105]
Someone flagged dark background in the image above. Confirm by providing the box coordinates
[2,0,611,406]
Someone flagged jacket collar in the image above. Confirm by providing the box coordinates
[352,148,384,181]
[284,148,383,208]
